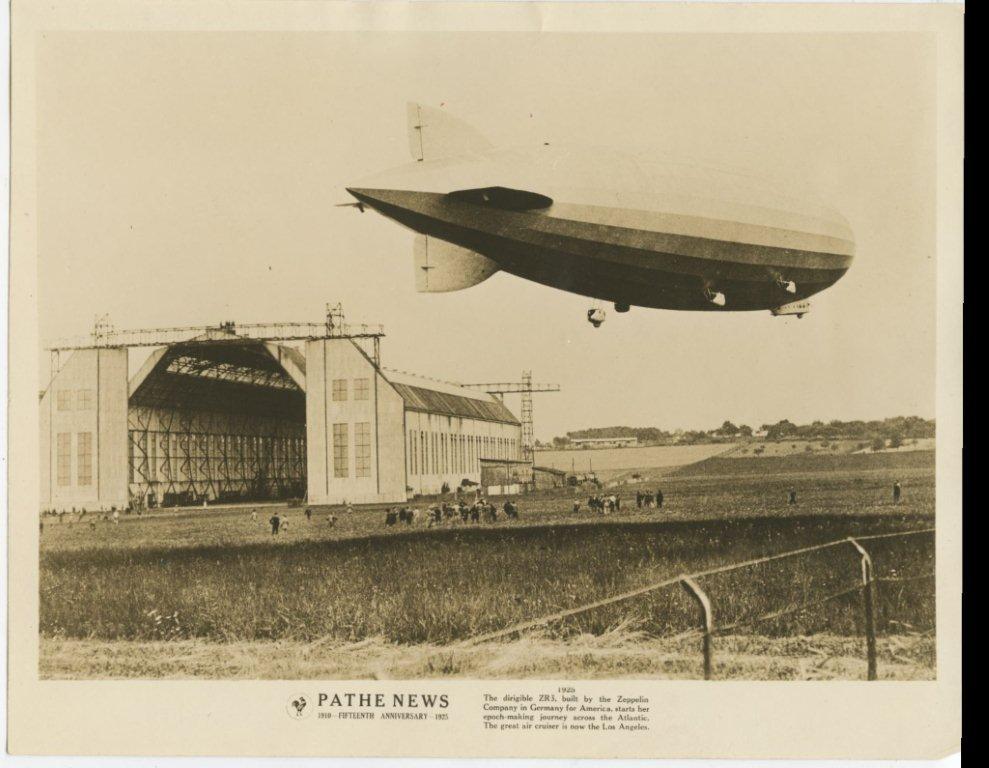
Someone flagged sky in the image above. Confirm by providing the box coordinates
[36,31,937,441]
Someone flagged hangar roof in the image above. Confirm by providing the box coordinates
[391,382,519,425]
[128,334,305,422]
[383,368,519,425]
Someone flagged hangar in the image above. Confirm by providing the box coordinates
[40,318,523,512]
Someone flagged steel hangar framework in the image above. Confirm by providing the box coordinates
[126,335,309,507]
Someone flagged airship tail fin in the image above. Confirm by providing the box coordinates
[414,234,499,293]
[407,102,493,162]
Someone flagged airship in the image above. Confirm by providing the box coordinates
[344,104,854,326]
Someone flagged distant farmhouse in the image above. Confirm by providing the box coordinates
[570,436,638,449]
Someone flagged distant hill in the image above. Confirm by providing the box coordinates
[670,448,936,478]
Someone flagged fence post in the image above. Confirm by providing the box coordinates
[848,538,878,681]
[680,576,714,680]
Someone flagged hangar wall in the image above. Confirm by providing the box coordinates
[305,338,406,505]
[39,348,129,512]
[404,411,522,496]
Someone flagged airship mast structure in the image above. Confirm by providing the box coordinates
[461,371,561,463]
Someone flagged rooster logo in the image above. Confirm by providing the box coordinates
[286,694,312,719]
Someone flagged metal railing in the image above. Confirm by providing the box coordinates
[458,528,935,680]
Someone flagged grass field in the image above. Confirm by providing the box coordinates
[39,450,935,679]
[533,443,736,482]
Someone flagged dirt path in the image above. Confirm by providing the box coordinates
[40,632,934,680]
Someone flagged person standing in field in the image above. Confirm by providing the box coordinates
[305,507,312,521]
[269,512,281,535]
[112,509,120,525]
[788,488,797,505]
[251,510,258,523]
[656,489,664,509]
[893,481,902,503]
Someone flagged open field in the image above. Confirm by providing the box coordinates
[531,439,936,483]
[40,450,935,679]
[533,443,736,482]
[671,448,936,478]
[722,437,936,459]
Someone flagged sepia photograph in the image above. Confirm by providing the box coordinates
[32,26,941,683]
[7,0,962,759]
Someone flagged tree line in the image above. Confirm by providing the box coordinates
[543,416,934,448]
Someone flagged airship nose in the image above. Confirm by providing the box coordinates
[346,187,422,211]
[346,187,372,203]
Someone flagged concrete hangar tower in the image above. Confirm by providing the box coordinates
[40,310,524,512]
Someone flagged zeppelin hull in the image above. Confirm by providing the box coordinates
[348,188,851,311]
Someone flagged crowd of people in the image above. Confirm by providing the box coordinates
[264,509,336,535]
[570,489,664,515]
[39,506,121,532]
[636,490,664,509]
[582,494,621,514]
[383,498,520,527]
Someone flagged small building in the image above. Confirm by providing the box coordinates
[479,458,533,496]
[532,465,567,490]
[571,436,638,449]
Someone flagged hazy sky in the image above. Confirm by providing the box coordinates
[37,31,936,440]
